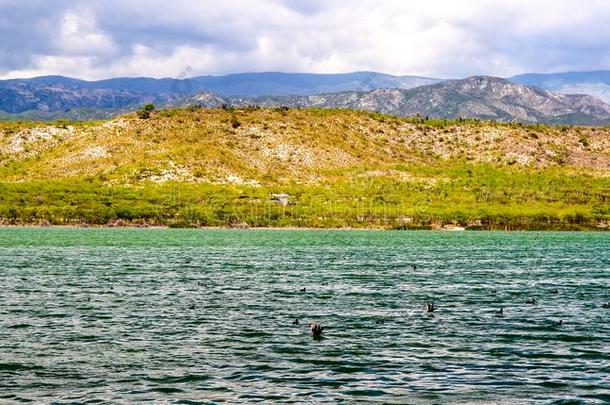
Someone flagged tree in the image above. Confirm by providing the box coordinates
[138,104,156,119]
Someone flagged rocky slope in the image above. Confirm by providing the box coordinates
[242,77,610,125]
[1,108,608,184]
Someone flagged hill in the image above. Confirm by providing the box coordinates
[0,107,608,230]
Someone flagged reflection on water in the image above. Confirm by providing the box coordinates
[0,229,609,403]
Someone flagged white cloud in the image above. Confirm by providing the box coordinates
[0,0,609,80]
[56,9,117,56]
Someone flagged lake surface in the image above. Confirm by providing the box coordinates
[0,229,609,404]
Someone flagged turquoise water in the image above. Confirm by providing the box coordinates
[0,229,609,404]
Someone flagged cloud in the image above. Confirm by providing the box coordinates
[56,8,117,57]
[0,0,609,80]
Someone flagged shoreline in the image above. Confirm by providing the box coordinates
[0,224,608,232]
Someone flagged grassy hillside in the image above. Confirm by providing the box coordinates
[0,107,609,230]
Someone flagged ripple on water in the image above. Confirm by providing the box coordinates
[0,229,608,403]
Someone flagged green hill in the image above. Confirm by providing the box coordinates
[0,107,609,230]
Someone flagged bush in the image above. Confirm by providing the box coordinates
[578,135,590,147]
[138,104,156,119]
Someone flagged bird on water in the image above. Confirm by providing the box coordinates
[425,302,436,313]
[293,318,299,325]
[309,323,324,339]
[496,307,504,317]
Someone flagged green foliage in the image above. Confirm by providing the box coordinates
[143,104,156,112]
[138,104,156,119]
[0,163,608,230]
[579,135,590,147]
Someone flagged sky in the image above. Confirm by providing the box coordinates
[1,0,609,80]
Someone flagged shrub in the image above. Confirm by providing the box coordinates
[578,135,590,147]
[138,104,156,119]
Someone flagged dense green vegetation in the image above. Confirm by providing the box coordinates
[0,163,607,230]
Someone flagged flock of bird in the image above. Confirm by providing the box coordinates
[188,265,609,341]
[287,284,609,340]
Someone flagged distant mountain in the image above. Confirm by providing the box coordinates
[2,73,610,124]
[0,79,156,114]
[179,76,609,125]
[510,71,610,103]
[0,72,440,117]
[189,72,440,97]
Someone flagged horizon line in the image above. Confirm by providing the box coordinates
[2,69,610,83]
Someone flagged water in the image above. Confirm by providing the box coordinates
[0,229,609,404]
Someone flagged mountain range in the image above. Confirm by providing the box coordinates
[1,71,610,124]
[172,76,610,125]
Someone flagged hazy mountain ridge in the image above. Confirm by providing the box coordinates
[0,72,439,116]
[177,77,610,125]
[511,71,610,103]
[2,72,610,124]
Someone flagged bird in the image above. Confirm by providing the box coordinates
[425,301,435,313]
[300,288,307,293]
[602,303,609,309]
[554,320,563,327]
[526,298,537,305]
[188,303,196,310]
[293,318,299,325]
[412,264,417,270]
[309,323,324,339]
[197,282,205,287]
[496,307,504,317]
